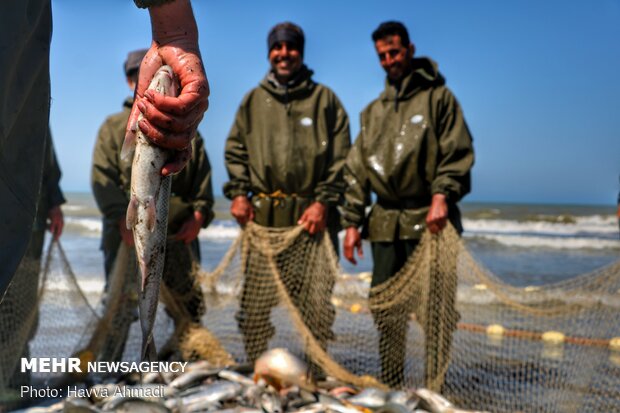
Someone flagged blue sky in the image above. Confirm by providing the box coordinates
[49,0,620,205]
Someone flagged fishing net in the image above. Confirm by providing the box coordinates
[1,222,619,413]
[194,222,620,412]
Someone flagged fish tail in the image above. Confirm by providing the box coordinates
[139,259,148,292]
[141,334,158,361]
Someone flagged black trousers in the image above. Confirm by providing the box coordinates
[370,239,458,389]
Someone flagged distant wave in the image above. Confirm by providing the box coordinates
[64,217,102,236]
[65,217,241,241]
[463,216,619,250]
[200,221,240,240]
[463,216,618,236]
[465,233,619,250]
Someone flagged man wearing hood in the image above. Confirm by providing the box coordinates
[224,22,351,363]
[341,21,474,388]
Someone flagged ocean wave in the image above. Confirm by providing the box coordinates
[466,233,619,250]
[64,217,102,236]
[199,221,240,240]
[64,217,241,240]
[463,215,618,236]
[462,215,619,250]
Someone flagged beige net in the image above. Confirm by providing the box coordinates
[1,222,619,413]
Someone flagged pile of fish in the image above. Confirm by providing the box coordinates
[16,349,488,413]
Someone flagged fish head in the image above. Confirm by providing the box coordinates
[151,65,180,97]
[253,348,313,391]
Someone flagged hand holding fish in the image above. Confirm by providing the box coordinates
[126,0,209,176]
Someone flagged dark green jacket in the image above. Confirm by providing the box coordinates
[341,58,474,241]
[91,98,214,238]
[34,132,66,232]
[224,66,351,227]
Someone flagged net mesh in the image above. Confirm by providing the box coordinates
[1,222,619,413]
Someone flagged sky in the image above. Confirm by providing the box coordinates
[49,0,620,205]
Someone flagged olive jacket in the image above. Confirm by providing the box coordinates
[34,133,66,232]
[91,98,214,251]
[341,58,474,241]
[223,66,351,227]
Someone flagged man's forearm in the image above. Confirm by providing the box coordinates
[148,0,198,43]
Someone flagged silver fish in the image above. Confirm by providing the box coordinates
[121,65,179,360]
[218,369,256,386]
[166,381,243,411]
[415,388,490,413]
[107,398,171,413]
[169,368,218,390]
[346,387,387,408]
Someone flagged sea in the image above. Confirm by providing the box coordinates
[59,192,619,293]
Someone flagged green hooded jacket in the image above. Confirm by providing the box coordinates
[91,98,214,248]
[223,66,351,227]
[341,58,474,241]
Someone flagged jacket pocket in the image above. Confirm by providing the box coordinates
[367,204,399,242]
[398,206,429,240]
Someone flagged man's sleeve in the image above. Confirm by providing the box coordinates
[91,121,129,222]
[223,102,251,199]
[187,133,215,228]
[431,88,475,202]
[314,93,352,206]
[44,134,66,208]
[133,0,175,9]
[340,134,370,229]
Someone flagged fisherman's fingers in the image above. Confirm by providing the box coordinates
[343,244,357,265]
[155,47,209,116]
[139,96,205,135]
[139,120,195,151]
[145,76,209,115]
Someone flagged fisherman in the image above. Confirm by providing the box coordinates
[1,130,65,403]
[341,21,474,388]
[0,0,209,300]
[91,48,214,359]
[223,22,351,365]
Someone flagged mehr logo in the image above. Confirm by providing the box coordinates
[22,357,82,373]
[300,117,313,127]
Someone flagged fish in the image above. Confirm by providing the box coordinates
[166,381,243,411]
[415,388,490,413]
[169,368,219,391]
[218,369,257,386]
[346,387,387,408]
[120,65,179,361]
[254,348,313,391]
